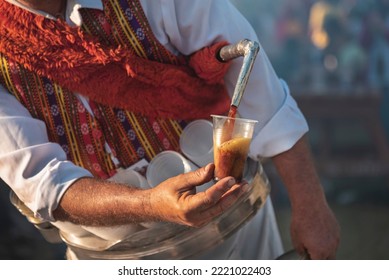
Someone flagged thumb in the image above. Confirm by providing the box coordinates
[179,163,215,190]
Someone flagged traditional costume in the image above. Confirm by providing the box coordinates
[0,0,308,259]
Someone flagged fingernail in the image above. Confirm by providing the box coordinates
[204,163,213,173]
[227,178,236,188]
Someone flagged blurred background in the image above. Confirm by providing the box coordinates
[232,0,389,260]
[1,0,388,259]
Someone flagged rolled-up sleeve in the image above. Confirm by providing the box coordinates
[0,87,92,222]
[248,80,309,158]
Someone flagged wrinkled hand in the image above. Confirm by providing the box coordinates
[148,163,249,227]
[291,199,340,259]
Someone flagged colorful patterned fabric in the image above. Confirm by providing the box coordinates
[0,0,194,179]
[0,0,231,120]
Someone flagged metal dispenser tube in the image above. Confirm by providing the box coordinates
[218,39,260,108]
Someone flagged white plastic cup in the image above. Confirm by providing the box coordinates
[179,120,214,167]
[146,151,197,187]
[109,168,150,189]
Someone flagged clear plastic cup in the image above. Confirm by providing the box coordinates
[179,119,214,167]
[211,115,257,182]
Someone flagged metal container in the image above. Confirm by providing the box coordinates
[60,159,270,259]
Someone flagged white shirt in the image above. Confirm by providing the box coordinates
[0,0,308,222]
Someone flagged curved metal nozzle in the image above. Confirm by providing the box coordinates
[218,39,260,108]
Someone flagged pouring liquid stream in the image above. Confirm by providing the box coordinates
[220,105,237,143]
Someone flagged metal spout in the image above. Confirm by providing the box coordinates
[218,39,260,108]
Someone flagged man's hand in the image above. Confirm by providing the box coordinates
[272,134,340,259]
[148,163,249,227]
[54,163,248,227]
[290,197,340,259]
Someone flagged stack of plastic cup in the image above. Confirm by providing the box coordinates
[146,150,198,188]
[179,119,214,168]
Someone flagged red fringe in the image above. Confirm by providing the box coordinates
[0,0,231,120]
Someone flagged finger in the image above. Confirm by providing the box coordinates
[185,177,236,211]
[188,182,249,227]
[208,181,250,209]
[291,239,306,258]
[198,183,246,221]
[205,182,248,215]
[204,177,237,203]
[218,183,247,208]
[175,163,215,192]
[221,180,250,198]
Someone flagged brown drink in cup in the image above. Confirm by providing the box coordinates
[212,115,257,182]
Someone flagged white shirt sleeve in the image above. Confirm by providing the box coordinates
[0,86,92,221]
[141,0,309,158]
